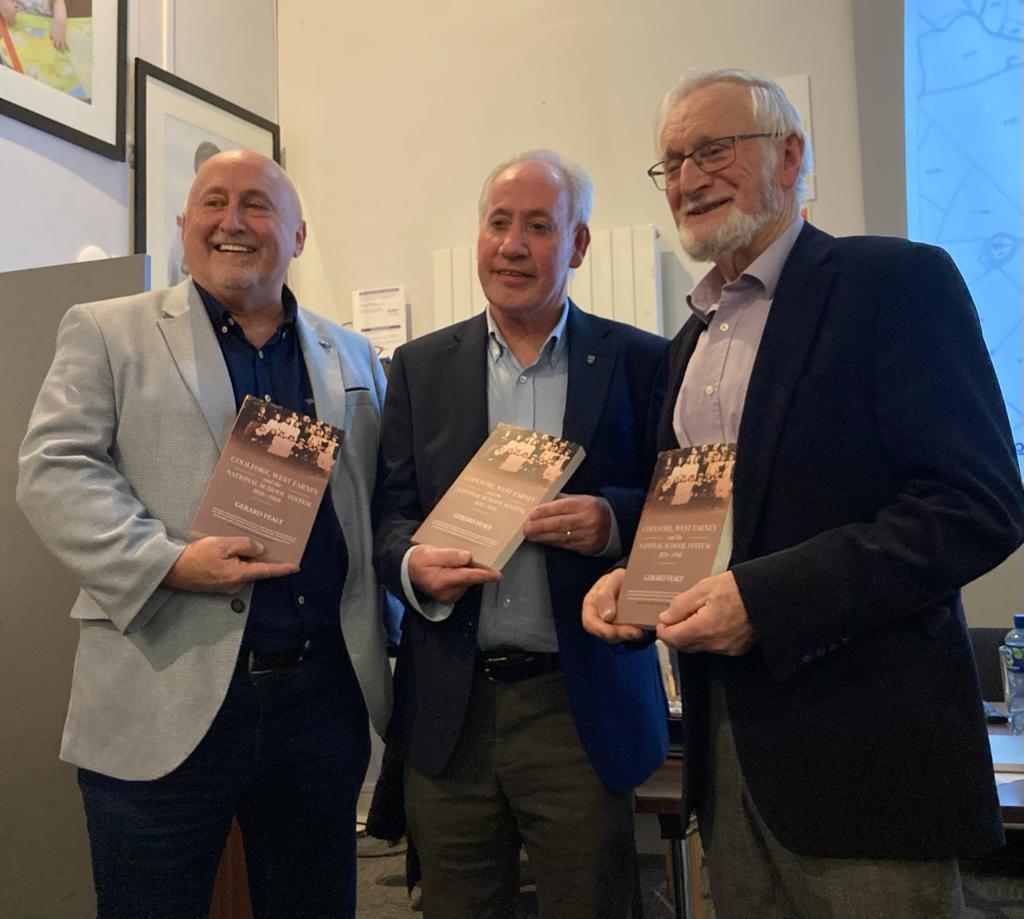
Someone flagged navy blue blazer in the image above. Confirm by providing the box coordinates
[375,303,670,792]
[661,223,1024,858]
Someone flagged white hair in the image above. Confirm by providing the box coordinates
[654,68,814,202]
[478,149,594,228]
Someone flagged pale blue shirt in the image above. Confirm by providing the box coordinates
[401,301,620,651]
[672,217,803,572]
[673,218,804,446]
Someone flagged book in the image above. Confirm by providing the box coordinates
[412,423,586,570]
[617,443,736,629]
[190,394,343,566]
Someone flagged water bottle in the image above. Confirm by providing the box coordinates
[1003,613,1024,734]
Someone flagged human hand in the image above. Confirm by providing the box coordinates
[408,544,501,603]
[655,571,753,655]
[523,493,611,555]
[50,0,67,50]
[581,568,648,644]
[160,536,298,594]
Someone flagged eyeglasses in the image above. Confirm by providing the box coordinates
[646,133,779,191]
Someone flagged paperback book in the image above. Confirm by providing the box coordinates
[190,395,342,566]
[618,443,736,628]
[412,423,585,570]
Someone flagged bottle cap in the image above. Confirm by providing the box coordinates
[1015,612,1024,629]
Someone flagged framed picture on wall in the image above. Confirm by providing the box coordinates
[0,0,126,159]
[134,59,280,289]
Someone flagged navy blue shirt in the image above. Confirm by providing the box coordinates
[198,283,348,651]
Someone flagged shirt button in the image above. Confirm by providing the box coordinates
[502,597,512,607]
[258,349,264,359]
[297,595,305,605]
[518,375,527,384]
[704,385,714,396]
[220,325,229,334]
[264,394,272,402]
[719,322,729,331]
[230,599,246,614]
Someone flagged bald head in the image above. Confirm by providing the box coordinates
[186,149,302,223]
[180,148,306,313]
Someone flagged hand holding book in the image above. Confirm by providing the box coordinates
[522,493,612,555]
[582,569,648,644]
[408,545,501,604]
[655,570,753,655]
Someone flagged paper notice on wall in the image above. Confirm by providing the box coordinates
[352,286,408,359]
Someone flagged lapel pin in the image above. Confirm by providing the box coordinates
[319,339,332,351]
[586,354,596,365]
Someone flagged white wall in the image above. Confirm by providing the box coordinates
[0,0,276,275]
[278,0,866,338]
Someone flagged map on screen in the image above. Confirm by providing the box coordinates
[905,0,1023,470]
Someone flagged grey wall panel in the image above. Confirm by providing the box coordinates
[1,255,148,918]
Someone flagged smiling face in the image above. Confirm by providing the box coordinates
[659,81,801,277]
[180,149,306,311]
[477,160,589,328]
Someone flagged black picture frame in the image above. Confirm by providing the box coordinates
[0,0,127,160]
[133,59,280,288]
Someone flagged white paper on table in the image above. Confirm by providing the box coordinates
[352,286,407,360]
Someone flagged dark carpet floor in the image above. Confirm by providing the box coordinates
[355,832,1024,919]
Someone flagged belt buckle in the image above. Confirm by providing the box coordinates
[482,654,509,683]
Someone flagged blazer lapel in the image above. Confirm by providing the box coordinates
[659,317,703,449]
[297,310,347,433]
[157,282,236,449]
[731,224,837,559]
[562,303,617,449]
[443,314,490,468]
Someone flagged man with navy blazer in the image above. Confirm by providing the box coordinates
[374,149,668,919]
[18,150,391,919]
[585,70,1024,919]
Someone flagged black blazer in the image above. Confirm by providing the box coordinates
[375,303,670,791]
[662,223,1024,858]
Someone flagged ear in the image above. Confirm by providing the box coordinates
[777,131,804,191]
[569,223,591,269]
[293,220,307,257]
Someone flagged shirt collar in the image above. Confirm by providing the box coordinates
[686,216,804,322]
[196,281,299,335]
[485,300,571,367]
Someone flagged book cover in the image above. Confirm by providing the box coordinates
[190,395,343,566]
[412,423,586,570]
[617,443,736,629]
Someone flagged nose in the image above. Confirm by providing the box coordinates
[677,155,712,197]
[498,225,528,259]
[218,201,246,232]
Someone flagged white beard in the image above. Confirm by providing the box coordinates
[676,203,764,264]
[676,156,785,264]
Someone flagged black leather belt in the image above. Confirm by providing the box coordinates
[475,650,561,682]
[236,639,339,675]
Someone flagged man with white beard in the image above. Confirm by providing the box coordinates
[583,68,1024,919]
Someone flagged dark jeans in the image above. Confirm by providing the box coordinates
[78,649,370,919]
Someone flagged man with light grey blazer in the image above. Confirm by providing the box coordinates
[17,149,391,919]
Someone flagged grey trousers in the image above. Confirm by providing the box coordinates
[697,680,963,919]
[405,669,635,919]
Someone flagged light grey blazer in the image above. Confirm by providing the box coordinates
[17,282,392,781]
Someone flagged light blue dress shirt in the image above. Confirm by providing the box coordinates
[401,302,620,651]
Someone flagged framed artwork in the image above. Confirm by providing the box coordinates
[0,0,126,159]
[134,59,280,289]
